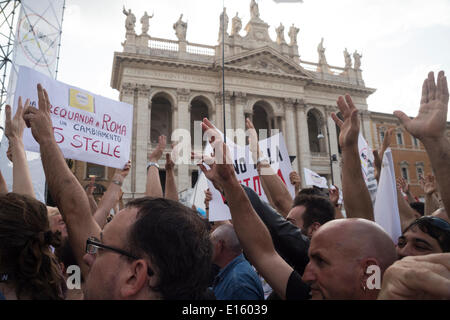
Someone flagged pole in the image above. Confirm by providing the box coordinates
[222,2,226,144]
[326,123,334,185]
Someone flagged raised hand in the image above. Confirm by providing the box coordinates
[246,118,262,162]
[329,186,340,206]
[204,188,212,208]
[396,177,409,194]
[165,153,175,171]
[115,160,131,178]
[198,118,236,191]
[5,97,28,141]
[331,95,360,149]
[289,171,301,194]
[422,174,437,195]
[149,135,166,162]
[394,71,448,142]
[22,84,54,144]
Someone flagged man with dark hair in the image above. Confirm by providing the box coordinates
[242,186,335,277]
[288,194,335,238]
[397,216,450,259]
[409,202,425,216]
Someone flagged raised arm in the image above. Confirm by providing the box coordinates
[398,176,416,204]
[145,135,165,197]
[332,95,373,220]
[421,174,442,216]
[86,176,98,214]
[289,171,302,196]
[5,98,35,198]
[164,152,178,201]
[23,84,101,279]
[93,161,130,229]
[199,118,297,300]
[0,169,7,194]
[247,118,292,217]
[396,178,420,231]
[394,71,450,214]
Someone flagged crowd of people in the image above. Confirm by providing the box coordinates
[0,71,449,300]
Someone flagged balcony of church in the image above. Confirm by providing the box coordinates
[310,152,332,166]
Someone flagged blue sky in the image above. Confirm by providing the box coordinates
[57,0,450,119]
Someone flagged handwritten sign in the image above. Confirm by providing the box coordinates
[201,132,295,221]
[14,66,133,169]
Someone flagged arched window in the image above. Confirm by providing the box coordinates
[307,110,325,153]
[252,102,270,138]
[190,97,209,146]
[150,94,173,144]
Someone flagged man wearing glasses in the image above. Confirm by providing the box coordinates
[23,84,213,300]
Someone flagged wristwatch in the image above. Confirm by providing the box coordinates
[147,161,160,171]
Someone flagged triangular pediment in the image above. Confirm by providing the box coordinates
[223,46,313,79]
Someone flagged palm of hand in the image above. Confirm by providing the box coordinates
[406,100,446,140]
[339,118,359,148]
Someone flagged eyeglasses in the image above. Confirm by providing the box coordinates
[86,237,154,276]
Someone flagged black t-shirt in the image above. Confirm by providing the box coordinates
[285,271,311,300]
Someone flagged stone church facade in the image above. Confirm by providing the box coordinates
[76,2,378,201]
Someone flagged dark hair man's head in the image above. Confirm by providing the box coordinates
[286,194,335,238]
[82,197,213,300]
[397,216,450,259]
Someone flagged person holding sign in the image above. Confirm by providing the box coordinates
[22,84,213,300]
[246,118,293,217]
[199,117,397,300]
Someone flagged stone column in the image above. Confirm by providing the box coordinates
[326,108,342,188]
[177,88,191,191]
[119,82,136,199]
[215,91,232,134]
[360,110,374,150]
[284,98,298,170]
[135,84,151,196]
[234,92,247,131]
[296,103,311,186]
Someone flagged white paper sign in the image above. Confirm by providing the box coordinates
[358,134,378,204]
[199,131,295,222]
[303,168,329,189]
[374,148,402,243]
[14,66,133,168]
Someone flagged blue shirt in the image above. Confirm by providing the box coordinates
[212,253,264,300]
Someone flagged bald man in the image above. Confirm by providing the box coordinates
[302,219,398,299]
[211,224,264,300]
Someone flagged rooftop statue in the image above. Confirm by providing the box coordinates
[123,6,136,34]
[220,8,229,34]
[173,14,188,41]
[353,50,362,70]
[250,0,260,20]
[140,11,154,35]
[231,12,242,36]
[318,37,328,65]
[288,24,299,46]
[276,23,286,45]
[344,48,352,69]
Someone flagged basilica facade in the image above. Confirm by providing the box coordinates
[81,2,378,200]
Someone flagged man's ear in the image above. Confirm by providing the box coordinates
[120,259,155,299]
[360,258,381,293]
[308,222,321,237]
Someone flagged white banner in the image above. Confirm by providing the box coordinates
[303,168,328,189]
[0,0,65,203]
[197,132,295,222]
[358,133,378,205]
[14,66,133,169]
[374,148,402,243]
